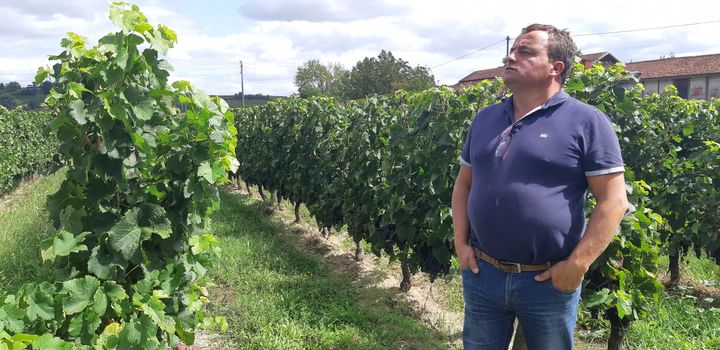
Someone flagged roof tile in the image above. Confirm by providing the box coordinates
[625,53,720,79]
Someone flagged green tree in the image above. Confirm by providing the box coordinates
[294,59,348,99]
[344,50,435,99]
[6,81,21,92]
[326,62,349,98]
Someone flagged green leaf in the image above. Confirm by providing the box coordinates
[11,333,38,345]
[62,276,101,315]
[138,204,172,239]
[53,231,89,257]
[119,315,161,349]
[175,323,195,347]
[114,44,130,70]
[107,209,143,260]
[132,98,155,121]
[158,24,177,42]
[96,322,122,349]
[171,80,192,91]
[107,99,129,124]
[25,286,55,321]
[67,312,83,336]
[32,334,73,350]
[211,160,227,183]
[615,291,633,319]
[35,66,51,85]
[103,281,128,302]
[88,245,127,280]
[59,205,86,233]
[148,29,171,55]
[93,287,109,316]
[140,297,175,333]
[68,99,88,125]
[682,125,694,136]
[39,237,56,263]
[0,305,25,334]
[109,3,148,33]
[197,162,214,184]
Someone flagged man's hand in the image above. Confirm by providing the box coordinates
[536,172,627,292]
[534,259,586,292]
[456,243,479,274]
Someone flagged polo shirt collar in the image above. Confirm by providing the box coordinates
[502,89,570,120]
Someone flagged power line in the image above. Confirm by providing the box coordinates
[575,19,720,36]
[430,38,506,69]
[429,19,720,70]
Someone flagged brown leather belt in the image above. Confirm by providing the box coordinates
[473,248,552,273]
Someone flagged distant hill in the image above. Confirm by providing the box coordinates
[0,82,50,110]
[0,81,283,110]
[217,94,283,108]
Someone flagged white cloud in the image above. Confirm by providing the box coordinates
[238,0,407,22]
[1,0,720,96]
[0,0,105,19]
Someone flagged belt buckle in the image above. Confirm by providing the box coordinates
[499,260,522,273]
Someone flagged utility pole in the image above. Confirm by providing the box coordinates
[506,36,511,58]
[239,60,245,108]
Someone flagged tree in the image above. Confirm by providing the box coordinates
[0,95,17,108]
[40,81,53,94]
[294,59,348,99]
[6,81,21,92]
[326,62,349,99]
[344,50,435,99]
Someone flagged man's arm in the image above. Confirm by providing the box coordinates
[535,172,628,290]
[452,165,479,273]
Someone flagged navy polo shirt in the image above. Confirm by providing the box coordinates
[459,90,624,264]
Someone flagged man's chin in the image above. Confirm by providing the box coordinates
[502,76,518,89]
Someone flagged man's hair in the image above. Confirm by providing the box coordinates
[521,24,578,84]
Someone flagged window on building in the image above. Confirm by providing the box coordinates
[673,78,689,99]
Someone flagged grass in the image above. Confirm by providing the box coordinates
[207,189,451,349]
[657,251,720,288]
[205,187,720,350]
[0,176,718,349]
[626,296,720,349]
[0,170,64,295]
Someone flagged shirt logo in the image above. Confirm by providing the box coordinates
[539,133,549,139]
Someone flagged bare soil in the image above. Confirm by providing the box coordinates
[222,184,466,348]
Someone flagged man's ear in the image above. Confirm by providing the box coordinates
[550,61,565,77]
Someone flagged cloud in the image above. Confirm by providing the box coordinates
[0,0,105,19]
[238,0,407,22]
[2,0,720,96]
[0,5,107,42]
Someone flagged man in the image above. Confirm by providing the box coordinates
[452,24,628,350]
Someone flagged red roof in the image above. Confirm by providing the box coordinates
[458,66,505,83]
[579,52,620,67]
[458,52,620,84]
[625,53,720,80]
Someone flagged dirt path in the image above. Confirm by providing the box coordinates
[200,185,611,349]
[283,214,465,348]
[225,185,465,349]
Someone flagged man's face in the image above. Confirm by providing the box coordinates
[502,30,556,90]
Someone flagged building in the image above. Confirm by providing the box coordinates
[454,52,620,89]
[625,53,720,100]
[455,51,720,101]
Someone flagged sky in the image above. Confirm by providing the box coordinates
[1,0,719,96]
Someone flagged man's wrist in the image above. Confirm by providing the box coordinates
[454,240,471,253]
[567,253,591,273]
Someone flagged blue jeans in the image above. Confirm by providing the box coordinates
[462,258,581,350]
